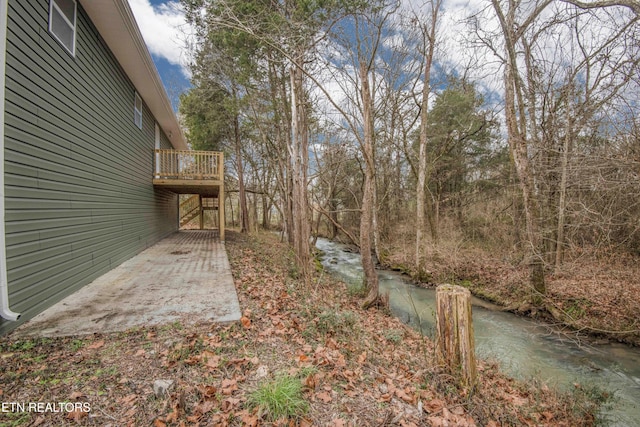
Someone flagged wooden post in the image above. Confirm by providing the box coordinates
[218,152,225,242]
[436,284,477,387]
[199,195,204,230]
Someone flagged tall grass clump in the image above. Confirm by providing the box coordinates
[248,373,309,421]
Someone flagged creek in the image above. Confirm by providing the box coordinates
[316,238,640,426]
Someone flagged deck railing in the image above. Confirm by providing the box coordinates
[154,149,223,180]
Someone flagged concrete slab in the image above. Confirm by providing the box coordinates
[13,231,241,337]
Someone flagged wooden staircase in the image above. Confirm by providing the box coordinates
[180,195,200,227]
[179,195,219,229]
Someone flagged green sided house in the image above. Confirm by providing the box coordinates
[0,0,225,335]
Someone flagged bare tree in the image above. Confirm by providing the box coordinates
[489,0,552,303]
[414,0,443,273]
[483,0,640,303]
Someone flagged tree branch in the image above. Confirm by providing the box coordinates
[559,0,640,15]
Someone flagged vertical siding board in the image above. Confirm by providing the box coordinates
[0,0,179,335]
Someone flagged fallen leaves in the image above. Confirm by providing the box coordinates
[423,398,445,414]
[68,391,83,400]
[0,231,601,427]
[65,408,88,422]
[87,340,105,350]
[241,316,252,329]
[316,391,332,403]
[119,393,137,406]
[201,350,221,369]
[221,378,238,395]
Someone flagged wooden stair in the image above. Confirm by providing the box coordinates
[179,195,219,229]
[180,195,200,227]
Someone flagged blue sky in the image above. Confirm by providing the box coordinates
[129,0,192,110]
[127,0,500,112]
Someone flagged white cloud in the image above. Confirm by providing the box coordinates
[128,0,192,77]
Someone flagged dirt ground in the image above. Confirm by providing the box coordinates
[0,231,608,426]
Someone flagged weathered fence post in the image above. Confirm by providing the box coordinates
[436,284,477,387]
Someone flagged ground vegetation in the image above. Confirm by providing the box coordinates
[0,232,610,426]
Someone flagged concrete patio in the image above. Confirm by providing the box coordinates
[13,231,241,337]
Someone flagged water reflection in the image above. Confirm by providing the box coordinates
[316,238,640,426]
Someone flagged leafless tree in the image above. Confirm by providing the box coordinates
[413,0,444,273]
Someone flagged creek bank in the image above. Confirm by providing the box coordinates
[317,236,640,426]
[375,252,640,347]
[316,236,640,346]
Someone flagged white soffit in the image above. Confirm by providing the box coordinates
[80,0,187,150]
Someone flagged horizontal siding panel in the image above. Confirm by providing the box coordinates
[6,216,95,234]
[5,183,118,201]
[4,157,156,201]
[5,101,151,183]
[9,250,91,285]
[45,224,125,251]
[9,227,163,307]
[5,198,72,210]
[5,20,153,176]
[36,218,132,240]
[90,235,147,263]
[5,220,123,248]
[5,175,38,189]
[10,254,97,306]
[4,162,40,179]
[5,209,93,222]
[0,0,179,335]
[4,231,40,247]
[8,243,74,271]
[4,116,74,159]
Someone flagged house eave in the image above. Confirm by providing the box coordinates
[79,0,188,150]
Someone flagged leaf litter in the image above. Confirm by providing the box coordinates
[0,231,605,426]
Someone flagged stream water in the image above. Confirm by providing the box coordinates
[315,238,640,426]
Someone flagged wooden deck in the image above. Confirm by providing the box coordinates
[153,149,225,240]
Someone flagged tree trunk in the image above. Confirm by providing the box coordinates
[329,195,338,239]
[436,284,477,387]
[228,193,235,228]
[415,2,440,273]
[492,0,546,303]
[506,63,547,302]
[289,58,311,280]
[373,180,382,264]
[261,193,271,230]
[266,54,294,246]
[234,111,250,233]
[555,95,572,269]
[359,62,379,309]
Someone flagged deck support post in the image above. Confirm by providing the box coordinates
[198,195,204,230]
[436,284,477,387]
[218,154,225,242]
[218,185,225,242]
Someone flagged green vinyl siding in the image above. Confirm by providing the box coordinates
[0,0,178,334]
